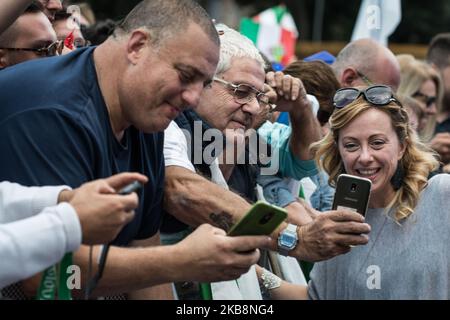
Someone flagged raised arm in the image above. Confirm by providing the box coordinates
[0,0,33,34]
[266,71,322,161]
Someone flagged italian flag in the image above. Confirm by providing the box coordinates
[240,5,298,67]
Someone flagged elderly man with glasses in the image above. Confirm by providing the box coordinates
[162,23,371,299]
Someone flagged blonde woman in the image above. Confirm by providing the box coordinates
[398,95,425,133]
[256,85,450,299]
[396,55,443,141]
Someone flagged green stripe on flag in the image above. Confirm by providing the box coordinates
[239,18,259,45]
[273,6,287,24]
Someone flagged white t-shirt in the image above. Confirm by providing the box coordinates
[164,121,195,172]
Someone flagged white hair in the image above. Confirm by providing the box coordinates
[214,23,266,76]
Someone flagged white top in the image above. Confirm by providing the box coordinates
[164,121,262,299]
[164,121,195,172]
[308,174,450,299]
[0,182,81,289]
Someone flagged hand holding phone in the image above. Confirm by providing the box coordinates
[85,180,143,298]
[332,174,372,216]
[118,181,143,195]
[228,201,287,236]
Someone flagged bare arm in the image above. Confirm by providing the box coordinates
[0,0,33,34]
[289,98,322,161]
[69,225,269,298]
[164,166,252,229]
[284,200,315,226]
[164,167,371,263]
[255,265,308,300]
[266,71,322,161]
[127,233,174,300]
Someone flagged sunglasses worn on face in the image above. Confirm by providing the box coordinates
[333,85,401,109]
[213,77,271,107]
[413,91,437,108]
[0,40,64,57]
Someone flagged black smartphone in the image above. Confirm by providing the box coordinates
[118,181,143,195]
[332,174,372,216]
[85,180,143,298]
[227,201,287,236]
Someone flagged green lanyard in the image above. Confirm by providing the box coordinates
[36,253,73,300]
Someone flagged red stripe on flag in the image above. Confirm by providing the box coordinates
[281,29,296,66]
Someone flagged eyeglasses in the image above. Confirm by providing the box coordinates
[0,40,64,57]
[333,85,401,109]
[413,91,437,108]
[355,69,374,86]
[213,77,271,108]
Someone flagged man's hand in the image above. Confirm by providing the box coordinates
[265,71,310,114]
[430,132,450,164]
[174,224,271,282]
[59,172,148,245]
[265,70,322,161]
[292,210,371,262]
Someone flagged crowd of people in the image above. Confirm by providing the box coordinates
[0,0,448,300]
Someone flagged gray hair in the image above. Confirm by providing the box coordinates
[115,0,219,47]
[332,39,379,78]
[214,23,266,76]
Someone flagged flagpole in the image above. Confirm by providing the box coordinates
[313,0,326,43]
[369,0,382,41]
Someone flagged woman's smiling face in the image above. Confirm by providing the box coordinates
[338,108,405,207]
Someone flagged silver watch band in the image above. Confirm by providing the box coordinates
[278,245,290,256]
[278,223,298,256]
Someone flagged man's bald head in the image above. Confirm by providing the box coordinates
[333,38,401,91]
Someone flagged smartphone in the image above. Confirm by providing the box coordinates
[227,201,287,236]
[118,181,143,195]
[86,180,144,298]
[332,174,372,216]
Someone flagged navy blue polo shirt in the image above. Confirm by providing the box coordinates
[0,47,164,245]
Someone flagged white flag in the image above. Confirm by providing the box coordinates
[351,0,402,46]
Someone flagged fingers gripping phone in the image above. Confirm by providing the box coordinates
[332,174,372,216]
[118,181,143,195]
[227,201,288,236]
[85,181,143,298]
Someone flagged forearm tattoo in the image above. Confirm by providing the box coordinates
[209,212,234,232]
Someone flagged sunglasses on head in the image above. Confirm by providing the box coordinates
[333,85,401,109]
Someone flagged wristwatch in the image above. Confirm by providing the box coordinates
[277,223,298,256]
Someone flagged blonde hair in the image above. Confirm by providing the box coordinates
[396,56,443,142]
[397,94,425,132]
[312,98,439,221]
